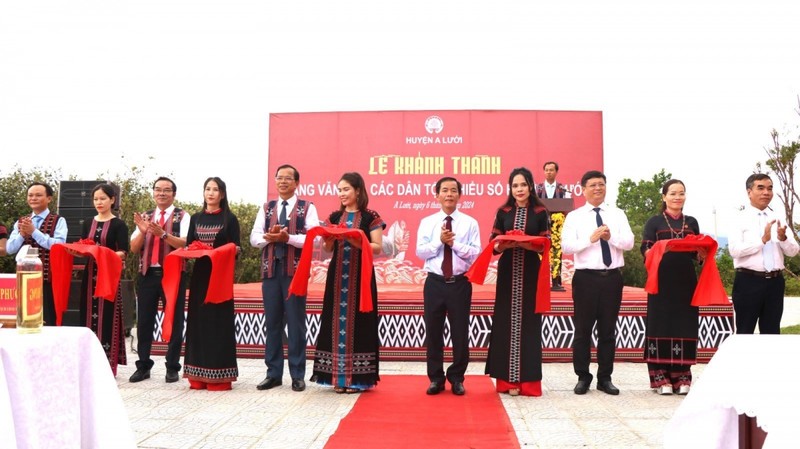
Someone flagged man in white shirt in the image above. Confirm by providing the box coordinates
[728,173,799,334]
[535,161,568,200]
[535,161,570,291]
[129,177,191,383]
[250,164,320,392]
[416,177,481,396]
[562,170,634,396]
[6,182,68,326]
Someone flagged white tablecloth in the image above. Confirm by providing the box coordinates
[0,327,135,449]
[665,334,800,449]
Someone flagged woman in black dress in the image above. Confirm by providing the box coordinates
[485,167,550,396]
[80,183,128,375]
[184,177,241,391]
[641,179,703,395]
[312,172,384,393]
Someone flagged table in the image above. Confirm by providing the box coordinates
[0,327,136,449]
[665,334,800,449]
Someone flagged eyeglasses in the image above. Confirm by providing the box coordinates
[275,177,295,182]
[153,188,174,194]
[585,183,606,189]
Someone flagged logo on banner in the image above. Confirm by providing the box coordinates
[424,116,444,134]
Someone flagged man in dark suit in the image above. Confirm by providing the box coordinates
[535,161,568,199]
[535,161,569,291]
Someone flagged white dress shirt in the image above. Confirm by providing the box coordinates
[561,202,634,270]
[728,205,799,271]
[544,181,557,199]
[416,209,481,276]
[130,204,191,241]
[249,194,320,249]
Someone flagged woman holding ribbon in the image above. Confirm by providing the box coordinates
[485,167,550,397]
[641,179,702,395]
[79,183,129,375]
[183,177,241,391]
[311,172,385,394]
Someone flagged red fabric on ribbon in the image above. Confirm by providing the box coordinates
[161,242,237,342]
[644,234,728,306]
[50,241,123,326]
[465,234,552,313]
[288,226,375,313]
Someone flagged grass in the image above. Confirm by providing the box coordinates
[781,324,800,334]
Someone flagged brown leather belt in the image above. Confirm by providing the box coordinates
[736,268,782,279]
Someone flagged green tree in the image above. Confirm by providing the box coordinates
[716,247,735,294]
[615,169,672,287]
[0,166,65,273]
[229,201,260,284]
[615,169,672,227]
[764,128,800,244]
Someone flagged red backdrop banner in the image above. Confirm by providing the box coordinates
[268,110,603,284]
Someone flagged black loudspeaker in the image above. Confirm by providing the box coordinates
[57,181,120,243]
[58,181,121,210]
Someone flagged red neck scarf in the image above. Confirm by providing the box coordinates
[288,225,375,313]
[160,241,237,342]
[465,233,552,313]
[50,240,123,326]
[644,234,728,306]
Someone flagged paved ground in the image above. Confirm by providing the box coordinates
[116,297,800,448]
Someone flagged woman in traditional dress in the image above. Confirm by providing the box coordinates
[641,179,703,395]
[184,177,241,391]
[485,167,550,396]
[312,172,384,394]
[80,183,128,375]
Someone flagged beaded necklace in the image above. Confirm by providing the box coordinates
[662,211,686,239]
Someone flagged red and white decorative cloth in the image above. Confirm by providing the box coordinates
[465,233,552,313]
[644,234,728,306]
[288,225,375,313]
[51,239,123,326]
[160,241,237,342]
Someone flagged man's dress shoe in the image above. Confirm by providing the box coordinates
[129,368,150,383]
[291,379,306,392]
[165,369,180,383]
[256,377,282,390]
[426,382,445,395]
[573,379,590,395]
[451,381,465,396]
[597,380,620,395]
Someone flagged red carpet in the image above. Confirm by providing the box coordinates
[325,375,520,449]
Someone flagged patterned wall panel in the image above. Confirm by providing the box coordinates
[152,300,734,363]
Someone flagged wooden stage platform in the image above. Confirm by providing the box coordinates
[152,282,734,363]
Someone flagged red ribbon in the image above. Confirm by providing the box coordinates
[288,226,375,313]
[50,242,123,326]
[644,234,729,306]
[160,242,237,342]
[465,234,552,313]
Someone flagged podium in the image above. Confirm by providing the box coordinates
[539,198,574,291]
[540,197,574,214]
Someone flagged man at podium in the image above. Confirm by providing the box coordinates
[535,162,570,291]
